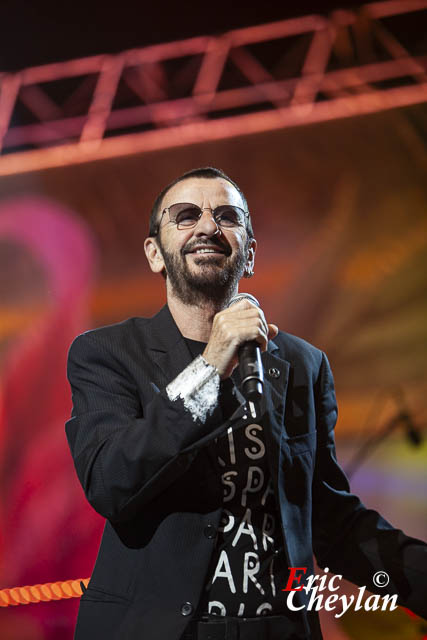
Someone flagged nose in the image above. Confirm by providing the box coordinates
[193,208,220,236]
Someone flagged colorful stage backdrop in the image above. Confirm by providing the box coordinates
[0,105,426,639]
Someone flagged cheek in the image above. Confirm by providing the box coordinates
[233,235,249,255]
[175,232,194,254]
[225,229,246,247]
[160,231,189,256]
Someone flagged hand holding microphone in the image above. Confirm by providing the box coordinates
[202,294,278,403]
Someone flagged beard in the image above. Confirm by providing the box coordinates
[156,234,250,307]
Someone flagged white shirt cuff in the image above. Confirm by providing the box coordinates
[166,355,220,423]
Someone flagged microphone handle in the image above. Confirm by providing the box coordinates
[238,340,264,402]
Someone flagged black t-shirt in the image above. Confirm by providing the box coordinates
[184,338,288,618]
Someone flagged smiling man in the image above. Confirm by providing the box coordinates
[145,173,256,311]
[66,167,427,640]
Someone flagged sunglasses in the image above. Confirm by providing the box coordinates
[156,203,248,232]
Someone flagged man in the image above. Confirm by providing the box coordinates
[66,167,426,640]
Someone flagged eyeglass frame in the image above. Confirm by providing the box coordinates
[152,202,250,236]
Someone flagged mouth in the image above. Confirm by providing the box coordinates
[185,245,228,256]
[190,249,224,256]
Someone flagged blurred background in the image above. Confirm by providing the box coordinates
[0,0,426,638]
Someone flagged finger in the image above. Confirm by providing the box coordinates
[267,324,279,339]
[231,304,269,334]
[253,326,269,352]
[224,307,268,336]
[231,298,257,311]
[258,308,269,337]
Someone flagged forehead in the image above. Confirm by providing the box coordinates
[161,177,245,210]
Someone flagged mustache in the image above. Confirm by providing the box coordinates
[183,239,231,256]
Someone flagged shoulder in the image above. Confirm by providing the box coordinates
[68,316,151,357]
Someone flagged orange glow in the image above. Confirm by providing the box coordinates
[0,579,90,607]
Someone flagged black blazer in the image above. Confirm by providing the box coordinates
[66,304,427,639]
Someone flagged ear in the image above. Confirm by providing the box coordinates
[144,236,165,274]
[244,237,257,278]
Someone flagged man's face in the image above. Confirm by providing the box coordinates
[145,177,256,306]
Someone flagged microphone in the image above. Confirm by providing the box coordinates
[227,293,264,409]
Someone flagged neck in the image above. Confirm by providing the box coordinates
[166,283,237,342]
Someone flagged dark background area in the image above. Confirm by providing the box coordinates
[0,0,408,71]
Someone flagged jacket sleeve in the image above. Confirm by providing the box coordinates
[312,352,427,619]
[65,331,240,523]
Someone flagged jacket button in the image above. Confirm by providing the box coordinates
[204,524,217,539]
[268,367,280,378]
[181,602,193,616]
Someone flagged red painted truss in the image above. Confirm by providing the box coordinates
[0,0,426,175]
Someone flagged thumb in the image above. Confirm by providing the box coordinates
[267,324,279,339]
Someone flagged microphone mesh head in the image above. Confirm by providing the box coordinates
[227,293,260,308]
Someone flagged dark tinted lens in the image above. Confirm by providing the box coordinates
[214,205,245,227]
[169,203,201,227]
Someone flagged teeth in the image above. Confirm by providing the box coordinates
[195,249,218,253]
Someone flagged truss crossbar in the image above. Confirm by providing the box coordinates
[0,0,426,176]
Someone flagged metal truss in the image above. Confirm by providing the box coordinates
[1,0,427,176]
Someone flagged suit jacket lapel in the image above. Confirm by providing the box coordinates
[142,304,194,385]
[259,343,290,487]
[261,343,290,428]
